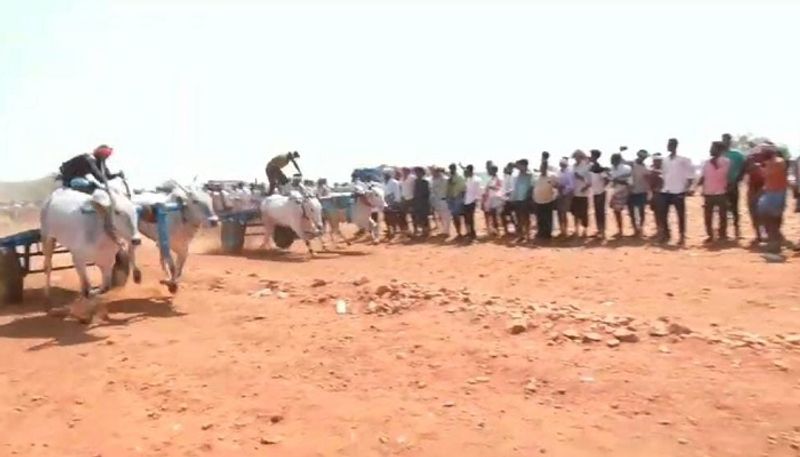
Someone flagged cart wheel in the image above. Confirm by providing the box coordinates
[0,247,24,305]
[273,225,296,249]
[111,251,131,288]
[220,220,245,254]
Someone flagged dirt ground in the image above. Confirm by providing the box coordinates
[1,197,799,457]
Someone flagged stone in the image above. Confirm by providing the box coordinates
[524,379,538,394]
[582,332,603,343]
[376,285,393,296]
[252,288,272,298]
[311,279,327,287]
[276,292,289,300]
[773,360,790,372]
[353,276,370,286]
[260,435,283,445]
[668,323,692,335]
[270,415,284,424]
[783,334,800,345]
[442,400,456,408]
[606,338,620,348]
[507,319,528,335]
[201,423,214,431]
[612,329,639,343]
[658,345,671,354]
[364,301,379,314]
[677,438,688,445]
[649,323,670,337]
[562,329,581,340]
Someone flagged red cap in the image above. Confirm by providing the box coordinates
[93,145,113,159]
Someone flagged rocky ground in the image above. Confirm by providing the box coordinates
[1,199,799,456]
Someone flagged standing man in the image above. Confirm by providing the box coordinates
[412,167,431,238]
[571,150,591,237]
[446,163,466,238]
[660,138,694,245]
[463,165,482,242]
[722,133,746,239]
[265,151,301,195]
[430,167,452,238]
[627,150,650,236]
[533,158,558,240]
[400,167,417,235]
[555,157,575,237]
[757,145,789,253]
[608,153,632,238]
[648,153,666,239]
[383,170,402,239]
[698,141,731,243]
[482,164,504,236]
[501,162,517,236]
[589,149,609,239]
[511,159,534,243]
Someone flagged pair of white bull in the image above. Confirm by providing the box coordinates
[40,181,218,321]
[260,184,386,254]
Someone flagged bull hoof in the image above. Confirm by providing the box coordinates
[133,269,142,284]
[167,282,179,294]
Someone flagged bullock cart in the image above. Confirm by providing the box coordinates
[0,229,130,305]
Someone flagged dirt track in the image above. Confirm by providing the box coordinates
[1,198,799,457]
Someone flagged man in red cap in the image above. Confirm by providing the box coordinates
[58,145,125,242]
[59,144,124,192]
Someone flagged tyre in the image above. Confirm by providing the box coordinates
[220,220,245,254]
[273,225,296,249]
[0,247,24,305]
[111,250,130,288]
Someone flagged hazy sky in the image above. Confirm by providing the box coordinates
[1,0,798,186]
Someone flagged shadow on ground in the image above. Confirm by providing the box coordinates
[0,296,184,351]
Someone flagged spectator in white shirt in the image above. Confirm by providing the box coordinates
[501,162,517,235]
[463,164,482,241]
[400,167,416,235]
[660,138,694,245]
[571,150,592,237]
[589,149,610,238]
[482,164,504,236]
[533,158,558,240]
[383,170,403,238]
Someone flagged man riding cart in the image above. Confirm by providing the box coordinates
[265,151,301,196]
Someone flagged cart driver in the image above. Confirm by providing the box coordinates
[59,144,124,193]
[58,144,125,243]
[265,151,301,196]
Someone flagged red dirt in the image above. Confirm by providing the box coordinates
[1,198,799,457]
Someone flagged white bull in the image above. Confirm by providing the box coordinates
[133,182,219,293]
[41,187,142,321]
[326,185,385,245]
[260,190,325,256]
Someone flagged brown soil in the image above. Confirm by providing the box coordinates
[1,197,799,457]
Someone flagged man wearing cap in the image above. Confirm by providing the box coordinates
[59,144,124,192]
[627,149,651,236]
[265,151,301,196]
[58,144,125,241]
